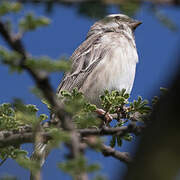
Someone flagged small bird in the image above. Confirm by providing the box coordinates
[31,15,141,178]
[57,14,141,107]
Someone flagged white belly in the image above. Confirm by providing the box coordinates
[81,36,138,106]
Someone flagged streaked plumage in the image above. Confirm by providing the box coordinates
[57,14,141,107]
[30,15,142,175]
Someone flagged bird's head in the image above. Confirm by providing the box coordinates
[103,14,142,31]
[87,14,142,38]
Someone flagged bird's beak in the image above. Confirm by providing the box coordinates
[130,21,142,30]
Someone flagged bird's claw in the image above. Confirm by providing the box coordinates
[95,109,113,124]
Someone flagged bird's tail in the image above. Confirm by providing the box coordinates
[30,143,50,180]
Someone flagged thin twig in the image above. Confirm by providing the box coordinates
[101,144,132,163]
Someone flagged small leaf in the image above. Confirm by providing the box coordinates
[0,2,22,16]
[19,12,50,32]
[123,133,133,142]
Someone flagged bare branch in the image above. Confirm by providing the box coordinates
[83,135,132,163]
[79,124,145,137]
[101,144,132,163]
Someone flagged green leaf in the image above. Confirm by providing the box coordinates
[0,2,22,16]
[123,133,133,142]
[39,114,48,122]
[15,154,40,173]
[19,12,50,32]
[0,103,20,130]
[100,89,129,113]
[130,96,151,115]
[0,146,28,164]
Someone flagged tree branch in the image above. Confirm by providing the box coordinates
[79,124,144,136]
[101,144,132,163]
[0,124,144,148]
[0,19,86,180]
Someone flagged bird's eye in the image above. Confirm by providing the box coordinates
[115,16,121,20]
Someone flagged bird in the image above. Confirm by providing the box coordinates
[57,14,141,107]
[31,14,141,179]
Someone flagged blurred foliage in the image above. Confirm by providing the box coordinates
[0,1,21,16]
[77,1,107,19]
[0,47,71,73]
[0,103,20,130]
[118,0,141,17]
[19,12,50,32]
[0,101,48,131]
[129,96,151,114]
[4,0,177,31]
[150,5,178,32]
[60,89,100,128]
[0,145,40,175]
[59,155,100,179]
[0,48,23,73]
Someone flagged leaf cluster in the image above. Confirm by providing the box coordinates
[0,146,26,161]
[60,89,101,128]
[19,12,50,32]
[0,2,21,16]
[0,146,39,174]
[100,89,151,148]
[129,96,151,115]
[0,100,48,131]
[0,103,20,130]
[100,89,129,114]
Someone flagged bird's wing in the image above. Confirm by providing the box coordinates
[57,33,106,93]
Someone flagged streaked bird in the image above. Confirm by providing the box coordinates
[31,14,142,178]
[57,14,141,107]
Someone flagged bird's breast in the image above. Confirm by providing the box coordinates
[80,34,138,106]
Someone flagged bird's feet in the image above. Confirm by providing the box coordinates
[95,108,113,125]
